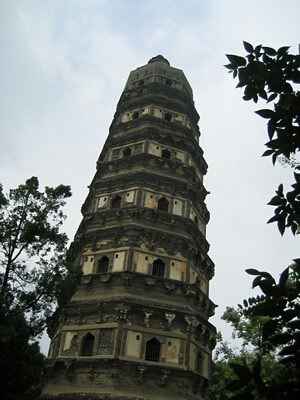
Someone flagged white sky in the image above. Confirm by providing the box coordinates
[1,0,299,354]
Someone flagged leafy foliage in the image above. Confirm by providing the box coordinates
[0,177,72,335]
[221,306,269,350]
[0,177,81,399]
[225,262,300,399]
[0,306,45,399]
[225,42,300,235]
[212,42,300,399]
[211,334,288,400]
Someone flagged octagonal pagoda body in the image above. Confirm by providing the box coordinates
[42,55,216,400]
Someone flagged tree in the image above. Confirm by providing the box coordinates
[225,42,300,235]
[213,43,300,400]
[221,305,270,350]
[211,305,290,400]
[0,177,72,334]
[212,263,300,400]
[0,177,78,399]
[0,306,45,400]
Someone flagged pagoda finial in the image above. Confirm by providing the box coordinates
[148,55,170,65]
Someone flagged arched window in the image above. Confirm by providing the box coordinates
[164,112,172,121]
[157,197,169,212]
[111,195,121,209]
[152,259,165,277]
[123,147,131,157]
[98,256,109,273]
[132,111,139,119]
[138,80,144,86]
[145,337,161,362]
[196,351,203,374]
[80,333,94,356]
[162,149,171,159]
[195,215,198,226]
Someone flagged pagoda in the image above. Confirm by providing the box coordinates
[42,55,216,400]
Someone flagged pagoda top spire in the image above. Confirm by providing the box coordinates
[148,55,170,65]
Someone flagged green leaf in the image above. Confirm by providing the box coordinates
[276,184,284,195]
[262,46,277,56]
[253,45,262,60]
[262,319,278,341]
[245,268,260,276]
[279,344,296,356]
[278,216,286,235]
[269,332,291,345]
[243,41,254,53]
[267,215,279,224]
[250,299,279,317]
[278,267,289,288]
[252,359,263,385]
[226,54,247,67]
[229,363,252,382]
[255,109,275,119]
[268,195,285,206]
[224,63,235,70]
[262,149,274,157]
[277,46,290,56]
[225,379,248,391]
[259,281,275,296]
[258,90,268,100]
[252,276,262,288]
[267,92,277,103]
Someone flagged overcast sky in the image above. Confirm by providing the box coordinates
[1,0,299,354]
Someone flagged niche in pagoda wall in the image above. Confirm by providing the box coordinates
[174,150,185,162]
[169,259,186,281]
[190,263,209,294]
[108,141,145,161]
[133,250,186,282]
[189,343,210,378]
[189,206,205,234]
[147,141,185,163]
[98,195,108,208]
[112,251,126,272]
[188,157,203,182]
[59,331,79,356]
[82,255,94,275]
[59,328,116,357]
[97,190,137,210]
[148,142,161,157]
[125,330,142,359]
[144,190,184,216]
[161,337,181,364]
[190,266,199,285]
[152,107,186,126]
[89,250,128,274]
[200,277,208,295]
[97,328,116,355]
[124,190,135,203]
[120,107,150,122]
[133,251,152,274]
[172,198,183,215]
[144,191,158,208]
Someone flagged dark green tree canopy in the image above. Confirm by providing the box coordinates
[0,177,72,334]
[225,42,300,235]
[212,42,300,400]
